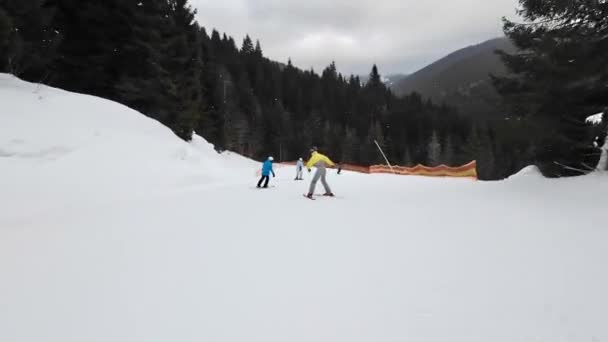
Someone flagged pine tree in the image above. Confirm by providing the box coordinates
[210,29,221,48]
[199,28,224,147]
[443,135,455,166]
[114,0,168,118]
[0,7,10,71]
[402,148,413,167]
[1,0,60,79]
[427,131,441,166]
[361,121,385,165]
[365,64,388,125]
[367,64,382,88]
[254,40,263,58]
[241,35,254,55]
[250,108,266,159]
[340,127,358,164]
[163,0,205,140]
[493,0,608,176]
[53,1,135,96]
[464,125,495,179]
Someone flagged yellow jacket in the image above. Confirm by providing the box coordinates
[306,151,335,169]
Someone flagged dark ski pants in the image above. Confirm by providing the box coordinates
[257,175,270,188]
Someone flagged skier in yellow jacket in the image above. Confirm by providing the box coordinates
[305,147,335,198]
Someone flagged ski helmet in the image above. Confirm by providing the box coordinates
[268,156,274,161]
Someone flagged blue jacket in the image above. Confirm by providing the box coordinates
[261,160,275,177]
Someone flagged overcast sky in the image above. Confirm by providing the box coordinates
[190,0,519,76]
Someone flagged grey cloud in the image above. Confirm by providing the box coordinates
[191,0,519,75]
[247,0,368,29]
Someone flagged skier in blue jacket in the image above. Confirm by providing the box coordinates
[257,156,276,188]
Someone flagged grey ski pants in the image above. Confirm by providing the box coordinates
[308,167,332,194]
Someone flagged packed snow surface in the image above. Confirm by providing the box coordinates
[507,165,543,179]
[1,74,607,342]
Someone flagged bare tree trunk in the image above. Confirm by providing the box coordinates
[599,125,608,171]
[598,109,608,171]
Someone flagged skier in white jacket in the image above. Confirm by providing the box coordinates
[295,158,304,180]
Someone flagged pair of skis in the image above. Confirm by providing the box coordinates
[252,186,338,200]
[302,194,337,201]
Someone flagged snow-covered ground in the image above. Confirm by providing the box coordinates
[1,74,607,342]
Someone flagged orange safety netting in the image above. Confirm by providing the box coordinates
[369,161,477,179]
[278,161,478,179]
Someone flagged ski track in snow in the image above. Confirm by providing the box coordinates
[1,74,607,342]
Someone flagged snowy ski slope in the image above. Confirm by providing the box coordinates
[1,74,607,342]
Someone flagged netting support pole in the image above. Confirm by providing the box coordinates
[374,140,395,174]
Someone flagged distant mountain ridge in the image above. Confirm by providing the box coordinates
[392,37,517,118]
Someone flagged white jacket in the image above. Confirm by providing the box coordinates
[296,160,304,170]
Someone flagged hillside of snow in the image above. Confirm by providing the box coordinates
[1,74,607,342]
[0,74,257,219]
